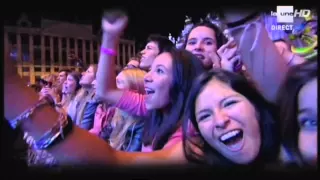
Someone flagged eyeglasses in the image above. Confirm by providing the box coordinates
[40,79,53,87]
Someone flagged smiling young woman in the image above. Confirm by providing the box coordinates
[183,69,279,167]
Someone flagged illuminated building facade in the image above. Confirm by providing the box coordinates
[4,14,136,84]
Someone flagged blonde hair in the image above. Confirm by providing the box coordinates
[109,68,146,150]
[40,73,58,89]
[109,109,139,150]
[39,73,61,102]
[41,73,57,84]
[119,68,146,94]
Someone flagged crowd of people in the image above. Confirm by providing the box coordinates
[3,9,317,170]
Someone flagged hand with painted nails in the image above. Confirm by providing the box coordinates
[39,87,59,104]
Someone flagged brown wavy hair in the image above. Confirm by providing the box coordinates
[277,59,317,166]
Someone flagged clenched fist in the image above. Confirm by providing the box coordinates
[102,10,128,39]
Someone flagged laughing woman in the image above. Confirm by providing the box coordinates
[183,69,279,167]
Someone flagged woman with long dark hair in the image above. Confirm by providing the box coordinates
[95,13,205,152]
[277,59,317,167]
[183,69,279,167]
[4,14,206,165]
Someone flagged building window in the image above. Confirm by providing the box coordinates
[20,33,29,45]
[54,51,59,64]
[34,49,41,65]
[93,53,98,64]
[69,39,75,49]
[86,40,90,49]
[53,37,59,50]
[35,67,41,72]
[45,36,50,47]
[35,76,41,81]
[78,49,83,60]
[93,41,97,50]
[22,67,29,72]
[86,52,90,65]
[62,38,66,48]
[8,32,17,44]
[45,50,51,65]
[78,39,82,49]
[33,35,41,46]
[62,51,67,66]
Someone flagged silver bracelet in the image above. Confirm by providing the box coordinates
[34,113,73,150]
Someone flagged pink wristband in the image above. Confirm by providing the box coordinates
[101,47,117,56]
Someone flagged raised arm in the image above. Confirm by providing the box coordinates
[95,14,127,105]
[95,34,125,105]
[223,10,289,103]
[96,13,148,116]
[4,13,186,166]
[5,56,186,166]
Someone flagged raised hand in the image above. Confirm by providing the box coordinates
[274,41,306,66]
[217,39,241,72]
[208,51,221,69]
[39,87,59,103]
[102,10,128,40]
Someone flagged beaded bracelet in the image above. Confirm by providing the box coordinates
[34,113,73,150]
[9,95,55,129]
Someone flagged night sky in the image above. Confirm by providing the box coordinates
[5,6,215,50]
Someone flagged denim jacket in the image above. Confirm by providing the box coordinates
[100,115,144,152]
[80,101,99,130]
[120,121,144,152]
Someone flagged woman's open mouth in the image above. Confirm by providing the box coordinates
[145,87,155,101]
[219,129,244,152]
